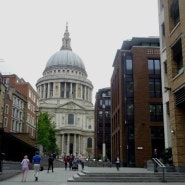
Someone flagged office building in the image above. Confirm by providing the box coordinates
[111,37,163,167]
[94,87,111,160]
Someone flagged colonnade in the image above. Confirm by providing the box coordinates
[60,133,83,155]
[37,82,92,102]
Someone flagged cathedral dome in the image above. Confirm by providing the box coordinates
[44,23,86,74]
[45,50,85,72]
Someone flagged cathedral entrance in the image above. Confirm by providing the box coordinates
[69,143,73,155]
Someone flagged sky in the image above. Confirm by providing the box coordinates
[0,0,159,103]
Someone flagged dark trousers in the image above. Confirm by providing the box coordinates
[64,162,67,170]
[81,161,84,170]
[116,163,120,170]
[48,162,53,172]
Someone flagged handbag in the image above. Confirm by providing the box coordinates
[39,166,44,171]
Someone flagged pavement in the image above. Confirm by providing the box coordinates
[0,166,185,185]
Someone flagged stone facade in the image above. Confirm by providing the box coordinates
[36,24,94,158]
[158,0,185,171]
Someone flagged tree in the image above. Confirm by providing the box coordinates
[37,112,58,154]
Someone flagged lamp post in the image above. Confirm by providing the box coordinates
[34,110,39,142]
[102,93,106,161]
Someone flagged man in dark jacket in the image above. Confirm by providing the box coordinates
[47,154,54,173]
[152,148,160,172]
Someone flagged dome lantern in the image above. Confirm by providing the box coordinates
[44,23,86,75]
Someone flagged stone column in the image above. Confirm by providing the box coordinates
[62,134,65,155]
[48,83,50,98]
[78,135,81,154]
[70,83,73,98]
[74,134,76,155]
[67,134,70,155]
[43,84,46,99]
[64,82,66,98]
[84,86,87,100]
[41,84,44,98]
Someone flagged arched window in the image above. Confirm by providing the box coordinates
[87,137,92,148]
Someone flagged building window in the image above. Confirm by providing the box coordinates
[5,104,9,114]
[126,102,134,121]
[98,111,103,119]
[105,99,111,106]
[151,126,164,139]
[149,78,162,97]
[126,78,134,97]
[148,59,160,75]
[170,0,179,30]
[4,117,8,127]
[148,59,161,97]
[87,137,92,148]
[171,38,183,76]
[105,111,110,118]
[150,104,163,121]
[68,114,74,124]
[164,61,167,74]
[125,57,133,74]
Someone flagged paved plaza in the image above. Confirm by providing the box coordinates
[0,166,184,185]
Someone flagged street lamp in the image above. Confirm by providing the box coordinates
[102,93,106,161]
[34,109,40,141]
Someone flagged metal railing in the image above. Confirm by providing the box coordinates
[152,158,166,182]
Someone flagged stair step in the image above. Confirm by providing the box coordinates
[68,171,185,183]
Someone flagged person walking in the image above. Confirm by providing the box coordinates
[115,156,121,171]
[68,154,74,170]
[32,151,42,181]
[152,148,160,172]
[63,155,68,170]
[21,155,30,182]
[47,154,54,173]
[80,154,86,170]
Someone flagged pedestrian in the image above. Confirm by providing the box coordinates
[80,154,86,170]
[68,154,74,170]
[32,151,42,181]
[63,155,68,170]
[152,148,160,172]
[21,155,29,182]
[115,156,120,171]
[47,154,54,173]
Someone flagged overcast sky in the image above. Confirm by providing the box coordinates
[0,0,159,103]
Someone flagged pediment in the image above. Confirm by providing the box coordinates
[57,101,85,110]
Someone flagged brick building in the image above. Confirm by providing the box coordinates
[158,0,185,171]
[111,37,164,167]
[0,74,38,162]
[2,74,39,139]
[94,87,111,160]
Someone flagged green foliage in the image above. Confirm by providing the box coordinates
[161,147,173,165]
[37,112,59,153]
[86,148,93,158]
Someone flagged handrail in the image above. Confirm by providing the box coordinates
[152,158,166,168]
[152,158,166,182]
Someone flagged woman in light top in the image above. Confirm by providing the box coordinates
[21,155,30,182]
